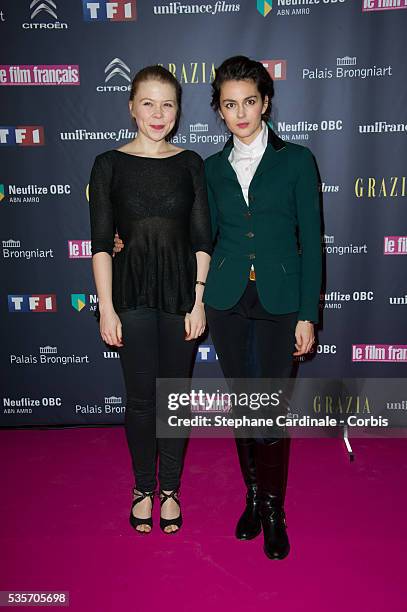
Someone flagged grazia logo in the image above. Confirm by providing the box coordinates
[257,0,272,16]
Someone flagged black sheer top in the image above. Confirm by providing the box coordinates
[89,149,213,316]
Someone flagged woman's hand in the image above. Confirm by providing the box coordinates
[184,303,206,341]
[293,321,314,356]
[99,307,123,347]
[113,232,124,257]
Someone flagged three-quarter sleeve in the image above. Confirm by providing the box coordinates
[89,153,115,257]
[189,154,214,256]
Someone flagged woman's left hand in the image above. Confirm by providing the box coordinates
[293,321,315,356]
[185,304,206,340]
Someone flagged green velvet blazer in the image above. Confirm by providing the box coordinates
[202,127,322,323]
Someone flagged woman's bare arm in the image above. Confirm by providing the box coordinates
[92,252,123,347]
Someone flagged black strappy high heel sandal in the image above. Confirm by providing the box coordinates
[129,488,155,534]
[159,489,182,534]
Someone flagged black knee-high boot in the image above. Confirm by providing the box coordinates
[234,437,262,540]
[255,438,290,560]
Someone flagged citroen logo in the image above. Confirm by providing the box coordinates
[30,0,58,20]
[104,58,131,83]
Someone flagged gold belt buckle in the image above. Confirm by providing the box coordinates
[249,269,256,281]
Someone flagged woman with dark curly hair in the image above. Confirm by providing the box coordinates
[203,56,322,560]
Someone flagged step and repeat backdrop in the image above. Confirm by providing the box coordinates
[1,0,406,426]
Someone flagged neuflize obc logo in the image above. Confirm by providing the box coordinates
[257,0,272,16]
[82,0,137,21]
[71,294,87,312]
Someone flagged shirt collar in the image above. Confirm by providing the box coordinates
[232,120,268,158]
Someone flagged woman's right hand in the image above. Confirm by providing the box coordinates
[99,307,123,347]
[113,232,124,257]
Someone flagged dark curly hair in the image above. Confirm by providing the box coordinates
[211,56,274,122]
[129,65,182,140]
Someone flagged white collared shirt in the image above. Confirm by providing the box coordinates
[228,120,268,206]
[228,121,268,272]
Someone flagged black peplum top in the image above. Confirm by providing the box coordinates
[89,149,213,316]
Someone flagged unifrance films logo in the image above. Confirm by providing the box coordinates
[0,127,45,146]
[8,295,57,312]
[384,236,407,255]
[0,65,80,86]
[82,1,137,21]
[363,0,407,11]
[152,1,240,14]
[352,345,407,363]
[358,120,407,135]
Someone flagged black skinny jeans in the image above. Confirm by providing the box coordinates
[206,281,297,503]
[118,306,197,492]
[205,280,297,381]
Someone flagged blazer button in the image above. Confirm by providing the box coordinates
[244,211,251,218]
[248,253,256,260]
[245,232,254,238]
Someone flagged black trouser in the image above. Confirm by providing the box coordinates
[205,280,297,502]
[117,307,197,492]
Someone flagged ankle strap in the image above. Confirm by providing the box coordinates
[159,489,180,506]
[133,488,155,501]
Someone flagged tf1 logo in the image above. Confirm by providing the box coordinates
[82,1,137,21]
[0,127,45,146]
[8,295,57,312]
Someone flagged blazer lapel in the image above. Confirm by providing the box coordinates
[219,134,237,181]
[251,126,287,181]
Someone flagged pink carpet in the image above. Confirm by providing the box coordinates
[1,428,406,611]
